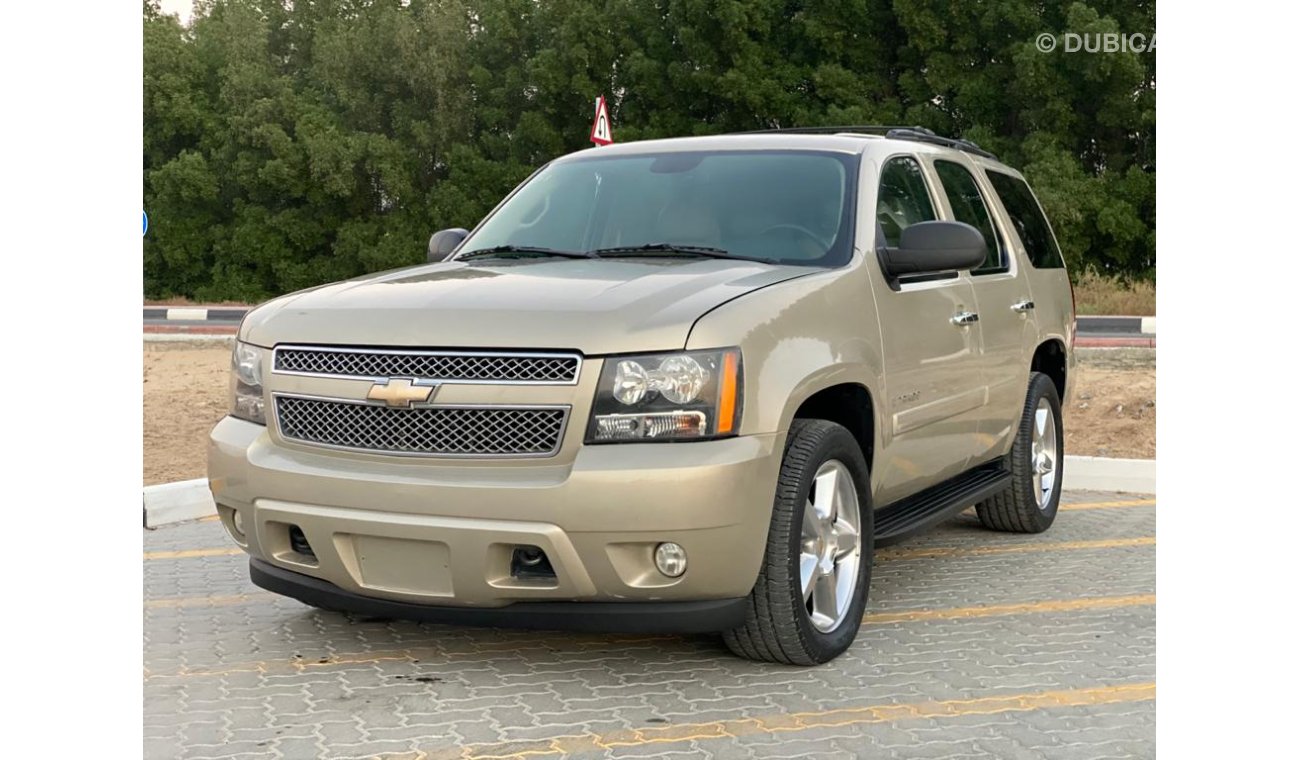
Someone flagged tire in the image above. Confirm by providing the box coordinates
[975,371,1064,533]
[723,419,873,665]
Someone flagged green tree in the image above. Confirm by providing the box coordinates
[144,0,1155,301]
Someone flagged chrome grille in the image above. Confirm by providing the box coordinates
[274,346,580,384]
[274,395,568,457]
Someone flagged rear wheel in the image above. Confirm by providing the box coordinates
[724,419,872,665]
[975,372,1063,533]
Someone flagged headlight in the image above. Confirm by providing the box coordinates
[229,341,266,425]
[587,349,742,442]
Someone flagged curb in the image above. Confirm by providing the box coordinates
[143,478,215,528]
[141,456,1154,527]
[1076,315,1155,335]
[144,306,246,322]
[1061,455,1155,494]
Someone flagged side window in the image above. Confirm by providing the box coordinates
[985,171,1065,269]
[934,160,1005,273]
[876,157,936,247]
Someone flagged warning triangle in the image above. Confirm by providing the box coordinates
[590,96,613,146]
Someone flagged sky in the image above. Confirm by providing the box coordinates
[159,0,194,24]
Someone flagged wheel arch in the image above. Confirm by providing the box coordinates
[1031,338,1068,400]
[784,377,878,475]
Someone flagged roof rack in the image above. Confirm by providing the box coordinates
[740,125,998,160]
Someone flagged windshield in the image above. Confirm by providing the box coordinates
[457,150,859,267]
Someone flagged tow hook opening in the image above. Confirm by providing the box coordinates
[511,545,556,580]
[287,525,316,561]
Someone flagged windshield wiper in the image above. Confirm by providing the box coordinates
[457,245,592,260]
[589,243,773,264]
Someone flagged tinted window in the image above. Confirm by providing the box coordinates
[876,157,936,247]
[935,160,1005,273]
[460,150,858,267]
[986,171,1065,269]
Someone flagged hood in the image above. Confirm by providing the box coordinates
[241,258,816,354]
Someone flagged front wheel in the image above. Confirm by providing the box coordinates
[723,419,872,665]
[975,372,1064,533]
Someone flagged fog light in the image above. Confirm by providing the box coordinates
[232,509,245,537]
[654,542,688,577]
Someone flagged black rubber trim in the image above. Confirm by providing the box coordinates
[873,463,1012,546]
[249,558,748,633]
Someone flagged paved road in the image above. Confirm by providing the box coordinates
[144,491,1155,759]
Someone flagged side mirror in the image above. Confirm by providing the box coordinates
[427,228,469,262]
[879,221,987,278]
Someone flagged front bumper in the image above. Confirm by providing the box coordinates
[250,559,748,632]
[209,417,783,618]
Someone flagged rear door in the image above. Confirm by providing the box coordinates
[984,170,1075,401]
[869,155,986,504]
[929,157,1038,461]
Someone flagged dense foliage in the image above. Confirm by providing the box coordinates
[144,0,1155,301]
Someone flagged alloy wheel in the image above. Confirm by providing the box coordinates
[799,459,863,633]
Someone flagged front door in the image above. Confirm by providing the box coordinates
[869,155,987,505]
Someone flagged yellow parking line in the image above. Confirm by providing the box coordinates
[879,536,1154,561]
[141,537,1156,611]
[144,593,1153,680]
[143,547,243,560]
[399,682,1155,760]
[145,593,265,609]
[1059,498,1155,511]
[864,594,1153,625]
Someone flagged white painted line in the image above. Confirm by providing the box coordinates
[166,307,209,320]
[1063,455,1155,494]
[144,478,216,528]
[1139,317,1156,334]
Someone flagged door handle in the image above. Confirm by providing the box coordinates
[1011,300,1035,312]
[951,311,980,326]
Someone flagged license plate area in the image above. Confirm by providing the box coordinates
[345,535,453,598]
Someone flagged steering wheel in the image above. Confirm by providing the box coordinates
[758,223,827,257]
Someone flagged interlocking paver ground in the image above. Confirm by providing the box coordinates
[144,490,1155,759]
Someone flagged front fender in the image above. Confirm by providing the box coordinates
[685,258,884,441]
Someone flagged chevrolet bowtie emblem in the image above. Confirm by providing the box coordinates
[367,378,437,408]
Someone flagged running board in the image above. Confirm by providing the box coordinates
[873,465,1011,546]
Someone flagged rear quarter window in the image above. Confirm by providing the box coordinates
[985,171,1065,269]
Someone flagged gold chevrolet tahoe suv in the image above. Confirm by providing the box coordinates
[208,128,1075,665]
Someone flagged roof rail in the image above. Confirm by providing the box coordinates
[883,128,997,160]
[740,125,998,160]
